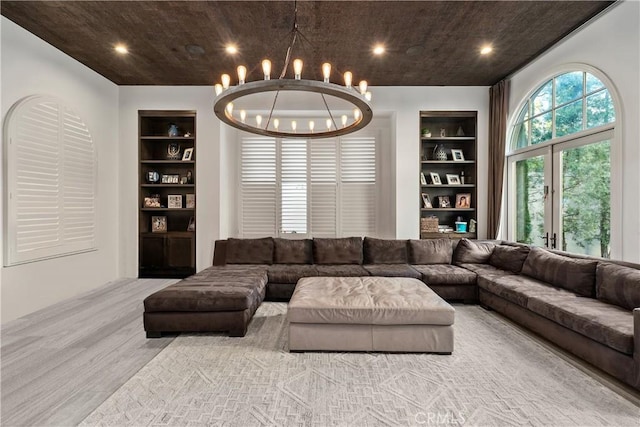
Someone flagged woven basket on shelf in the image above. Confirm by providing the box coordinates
[421,216,439,233]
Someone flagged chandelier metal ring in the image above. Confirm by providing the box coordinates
[213,79,373,139]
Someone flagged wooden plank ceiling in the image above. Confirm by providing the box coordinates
[1,1,614,86]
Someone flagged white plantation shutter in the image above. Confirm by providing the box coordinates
[281,140,307,234]
[310,140,337,237]
[4,95,96,265]
[239,133,376,238]
[340,137,376,236]
[240,137,277,237]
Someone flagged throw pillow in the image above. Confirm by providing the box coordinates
[596,262,640,310]
[363,237,408,264]
[521,247,597,297]
[408,239,452,264]
[313,237,363,264]
[226,237,274,264]
[489,245,530,273]
[453,238,496,264]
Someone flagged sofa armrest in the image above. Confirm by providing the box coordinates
[212,240,227,266]
[634,308,640,388]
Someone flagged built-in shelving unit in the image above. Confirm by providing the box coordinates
[138,110,196,278]
[419,111,477,239]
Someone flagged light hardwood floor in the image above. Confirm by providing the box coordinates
[1,278,177,426]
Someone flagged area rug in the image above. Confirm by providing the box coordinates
[80,303,639,426]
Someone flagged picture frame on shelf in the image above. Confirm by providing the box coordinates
[451,149,465,161]
[420,172,427,186]
[421,193,432,208]
[143,194,161,208]
[151,216,167,233]
[430,172,442,185]
[182,147,194,161]
[161,174,180,184]
[187,216,195,231]
[167,195,183,208]
[438,196,451,208]
[186,194,195,209]
[456,193,471,208]
[446,174,461,185]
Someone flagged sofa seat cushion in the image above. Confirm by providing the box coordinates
[267,264,319,284]
[527,294,634,355]
[313,237,363,264]
[364,237,408,264]
[315,264,370,277]
[363,264,421,279]
[186,265,268,281]
[521,247,597,297]
[458,263,516,277]
[408,239,452,264]
[596,262,640,310]
[412,264,476,286]
[144,282,263,313]
[477,274,569,308]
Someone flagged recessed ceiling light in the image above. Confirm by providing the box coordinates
[114,44,128,54]
[226,44,238,54]
[373,44,385,55]
[185,44,205,55]
[480,45,493,55]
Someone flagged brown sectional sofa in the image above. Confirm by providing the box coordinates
[143,236,640,390]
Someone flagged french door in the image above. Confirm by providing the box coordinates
[507,129,612,258]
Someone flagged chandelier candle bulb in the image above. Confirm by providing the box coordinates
[341,115,348,127]
[256,115,262,127]
[309,120,315,132]
[322,63,331,83]
[293,59,303,80]
[237,66,247,85]
[221,74,230,89]
[359,80,368,95]
[326,118,332,130]
[274,118,279,130]
[291,120,297,132]
[344,71,353,88]
[214,84,223,96]
[365,91,372,101]
[240,110,246,122]
[354,109,361,121]
[262,59,271,80]
[226,102,233,115]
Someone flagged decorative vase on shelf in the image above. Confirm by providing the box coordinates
[433,144,447,161]
[168,124,179,137]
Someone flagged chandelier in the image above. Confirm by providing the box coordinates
[212,3,373,139]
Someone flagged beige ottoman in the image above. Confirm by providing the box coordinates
[287,276,455,353]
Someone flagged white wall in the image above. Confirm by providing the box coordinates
[118,87,221,276]
[506,1,640,262]
[1,18,120,323]
[372,87,490,239]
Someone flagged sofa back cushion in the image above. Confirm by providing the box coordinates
[363,237,408,264]
[521,247,597,297]
[453,239,495,264]
[408,239,452,264]
[226,237,274,264]
[273,238,313,264]
[313,237,363,264]
[489,245,530,273]
[596,262,640,310]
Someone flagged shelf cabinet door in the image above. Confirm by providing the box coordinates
[166,236,194,268]
[140,236,166,268]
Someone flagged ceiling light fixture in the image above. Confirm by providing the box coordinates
[480,45,493,55]
[373,44,385,55]
[213,2,373,139]
[225,44,238,54]
[114,44,128,54]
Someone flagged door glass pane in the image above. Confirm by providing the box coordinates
[555,71,583,106]
[555,99,583,138]
[515,156,546,246]
[531,112,552,144]
[586,89,615,128]
[560,140,611,258]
